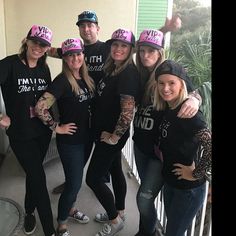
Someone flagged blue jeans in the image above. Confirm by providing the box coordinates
[134,144,164,235]
[56,142,85,224]
[164,182,206,236]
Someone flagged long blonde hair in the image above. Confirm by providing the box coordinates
[103,46,135,77]
[153,78,188,111]
[135,47,165,105]
[62,59,95,95]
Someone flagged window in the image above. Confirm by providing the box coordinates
[136,0,168,37]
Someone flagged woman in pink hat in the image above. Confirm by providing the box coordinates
[0,25,56,236]
[35,38,95,236]
[133,29,202,236]
[85,28,141,236]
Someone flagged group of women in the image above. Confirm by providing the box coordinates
[0,11,211,236]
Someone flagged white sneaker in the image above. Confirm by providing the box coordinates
[56,229,70,236]
[69,209,90,224]
[95,216,124,236]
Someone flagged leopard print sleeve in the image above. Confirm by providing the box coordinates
[192,128,212,180]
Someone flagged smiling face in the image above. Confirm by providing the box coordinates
[26,39,49,61]
[110,41,131,65]
[157,74,184,107]
[63,52,84,73]
[78,22,100,45]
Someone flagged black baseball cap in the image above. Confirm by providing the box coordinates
[155,60,190,83]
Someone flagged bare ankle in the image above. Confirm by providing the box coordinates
[69,207,76,215]
[111,215,121,224]
[118,210,124,216]
[57,223,67,231]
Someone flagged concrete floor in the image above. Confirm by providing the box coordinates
[0,148,140,236]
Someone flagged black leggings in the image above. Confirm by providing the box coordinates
[9,133,55,236]
[86,132,128,220]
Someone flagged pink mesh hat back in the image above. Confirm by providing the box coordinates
[106,28,135,47]
[61,38,84,56]
[138,29,164,49]
[27,25,53,46]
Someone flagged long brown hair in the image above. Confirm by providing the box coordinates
[103,45,135,77]
[136,46,165,106]
[62,59,95,95]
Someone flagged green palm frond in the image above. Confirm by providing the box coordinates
[197,81,212,130]
[169,30,212,130]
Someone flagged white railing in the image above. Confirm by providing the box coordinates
[122,125,212,236]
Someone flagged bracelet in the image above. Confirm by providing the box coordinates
[49,121,58,131]
[108,137,118,145]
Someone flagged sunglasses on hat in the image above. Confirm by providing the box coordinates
[30,39,48,48]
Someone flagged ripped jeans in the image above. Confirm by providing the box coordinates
[134,144,164,235]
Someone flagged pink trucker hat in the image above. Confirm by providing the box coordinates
[27,25,53,46]
[106,28,135,47]
[138,29,164,49]
[61,38,84,56]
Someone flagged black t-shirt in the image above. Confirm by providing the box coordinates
[159,103,207,189]
[47,74,93,144]
[84,41,110,86]
[133,104,164,156]
[0,54,52,140]
[133,77,195,157]
[93,63,141,137]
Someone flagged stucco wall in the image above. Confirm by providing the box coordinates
[3,0,137,78]
[0,0,6,57]
[0,0,9,154]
